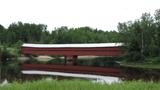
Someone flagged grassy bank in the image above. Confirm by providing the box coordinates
[0,79,160,90]
[120,63,160,69]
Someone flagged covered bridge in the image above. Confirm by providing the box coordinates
[21,43,124,76]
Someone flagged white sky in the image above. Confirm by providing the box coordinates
[0,0,159,31]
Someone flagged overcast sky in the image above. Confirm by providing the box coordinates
[0,0,159,31]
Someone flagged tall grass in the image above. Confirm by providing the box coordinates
[0,79,160,90]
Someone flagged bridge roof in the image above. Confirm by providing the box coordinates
[22,43,123,48]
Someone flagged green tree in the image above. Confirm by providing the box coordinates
[0,25,5,44]
[154,9,160,56]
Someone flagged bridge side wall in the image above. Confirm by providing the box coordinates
[21,47,123,56]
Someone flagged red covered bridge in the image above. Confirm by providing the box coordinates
[21,43,124,76]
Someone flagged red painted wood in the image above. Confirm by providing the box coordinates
[21,64,122,76]
[22,51,121,56]
[21,47,123,56]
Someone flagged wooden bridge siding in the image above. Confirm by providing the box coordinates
[21,47,122,56]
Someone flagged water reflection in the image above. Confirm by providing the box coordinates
[22,70,121,84]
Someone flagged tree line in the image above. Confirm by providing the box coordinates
[0,23,121,45]
[0,9,160,62]
[118,9,160,62]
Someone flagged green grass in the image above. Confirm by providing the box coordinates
[0,79,160,90]
[120,63,160,69]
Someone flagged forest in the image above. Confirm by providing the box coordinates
[0,9,160,63]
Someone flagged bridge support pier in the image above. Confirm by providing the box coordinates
[64,55,78,65]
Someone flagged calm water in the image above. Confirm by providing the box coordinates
[22,70,121,84]
[1,56,160,84]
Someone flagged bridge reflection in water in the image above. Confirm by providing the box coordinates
[22,70,121,84]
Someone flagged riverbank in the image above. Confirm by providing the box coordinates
[120,62,160,81]
[120,63,160,69]
[0,79,160,90]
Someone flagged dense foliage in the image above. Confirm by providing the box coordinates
[0,23,121,45]
[118,9,160,62]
